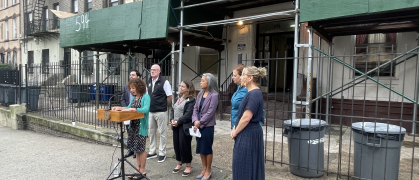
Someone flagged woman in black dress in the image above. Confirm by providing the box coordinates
[231,66,267,180]
[113,78,150,179]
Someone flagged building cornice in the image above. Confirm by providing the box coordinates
[0,13,21,22]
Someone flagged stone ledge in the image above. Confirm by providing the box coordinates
[0,107,12,128]
[24,114,118,146]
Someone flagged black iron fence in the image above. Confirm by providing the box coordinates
[238,45,419,179]
[15,53,174,129]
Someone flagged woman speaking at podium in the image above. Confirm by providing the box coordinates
[112,78,150,178]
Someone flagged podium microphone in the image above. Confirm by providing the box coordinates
[108,90,125,110]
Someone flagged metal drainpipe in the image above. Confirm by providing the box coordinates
[305,27,313,119]
[292,0,300,120]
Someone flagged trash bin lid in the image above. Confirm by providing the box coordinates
[352,122,406,134]
[284,119,327,128]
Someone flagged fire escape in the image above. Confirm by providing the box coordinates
[23,0,60,46]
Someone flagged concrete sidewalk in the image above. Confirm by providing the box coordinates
[0,126,233,180]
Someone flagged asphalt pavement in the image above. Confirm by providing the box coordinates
[0,126,232,180]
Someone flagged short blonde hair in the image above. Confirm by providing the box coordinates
[243,66,267,83]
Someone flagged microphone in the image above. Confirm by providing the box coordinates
[108,90,126,110]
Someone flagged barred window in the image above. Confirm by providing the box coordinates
[82,51,94,75]
[108,53,121,75]
[42,49,49,74]
[355,33,397,77]
[28,51,34,74]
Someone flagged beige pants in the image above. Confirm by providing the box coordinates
[148,111,168,156]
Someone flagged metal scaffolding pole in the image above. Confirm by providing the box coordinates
[178,0,184,87]
[171,41,176,107]
[179,10,295,29]
[315,36,321,119]
[173,0,226,10]
[412,37,419,135]
[292,0,300,120]
[225,24,229,82]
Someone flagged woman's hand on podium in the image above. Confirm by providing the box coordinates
[112,107,124,111]
[122,108,136,112]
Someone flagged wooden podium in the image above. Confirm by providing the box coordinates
[97,109,144,122]
[97,109,148,180]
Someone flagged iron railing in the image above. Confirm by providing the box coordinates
[25,18,60,35]
[21,54,173,129]
[237,45,419,180]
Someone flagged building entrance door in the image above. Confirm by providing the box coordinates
[256,20,295,92]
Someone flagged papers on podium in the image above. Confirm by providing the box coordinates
[189,128,201,138]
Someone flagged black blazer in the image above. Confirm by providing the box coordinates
[120,85,131,107]
[170,97,196,136]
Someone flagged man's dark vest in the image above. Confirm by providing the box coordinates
[147,76,168,112]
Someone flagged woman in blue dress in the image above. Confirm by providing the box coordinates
[230,64,248,129]
[230,64,265,129]
[231,66,266,180]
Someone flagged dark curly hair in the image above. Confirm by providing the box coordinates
[128,78,147,97]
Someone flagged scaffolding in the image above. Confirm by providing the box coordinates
[174,0,418,134]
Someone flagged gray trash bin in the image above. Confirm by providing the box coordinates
[4,86,16,107]
[352,122,406,180]
[28,88,41,111]
[0,85,4,103]
[283,118,327,178]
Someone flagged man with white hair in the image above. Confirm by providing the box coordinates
[146,64,173,162]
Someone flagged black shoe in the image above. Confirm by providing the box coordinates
[146,153,157,159]
[133,154,136,159]
[158,155,166,163]
[124,151,134,158]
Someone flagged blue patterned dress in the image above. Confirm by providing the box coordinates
[232,89,265,180]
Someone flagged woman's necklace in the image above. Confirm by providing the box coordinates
[177,97,185,105]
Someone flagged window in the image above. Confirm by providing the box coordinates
[108,54,121,75]
[145,49,171,76]
[12,0,15,5]
[72,0,78,13]
[43,7,48,31]
[5,20,8,40]
[63,48,71,77]
[4,0,8,8]
[110,0,118,7]
[12,18,16,39]
[355,33,397,77]
[53,4,59,29]
[28,51,34,73]
[1,24,2,40]
[28,12,33,22]
[82,51,94,75]
[86,0,92,12]
[7,52,11,64]
[26,13,33,34]
[0,53,4,63]
[12,51,16,67]
[42,49,49,74]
